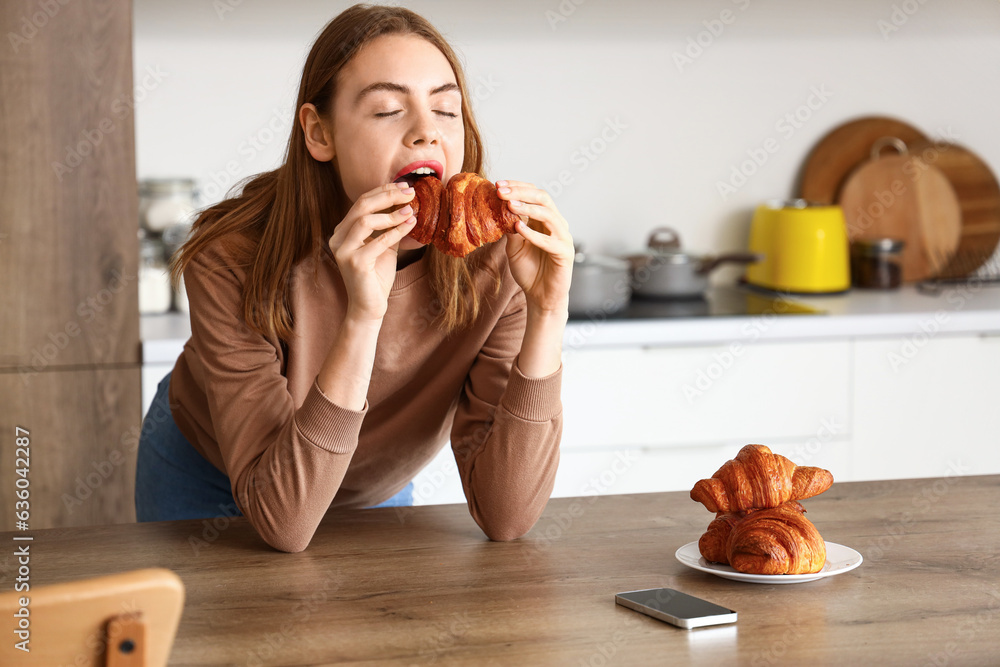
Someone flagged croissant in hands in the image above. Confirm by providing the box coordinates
[699,502,826,575]
[409,173,521,257]
[690,444,833,513]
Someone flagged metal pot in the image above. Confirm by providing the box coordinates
[625,227,761,299]
[568,245,632,317]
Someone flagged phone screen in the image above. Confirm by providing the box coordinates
[615,588,737,629]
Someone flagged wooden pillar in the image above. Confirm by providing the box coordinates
[0,0,141,528]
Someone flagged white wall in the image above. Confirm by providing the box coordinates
[133,0,1000,275]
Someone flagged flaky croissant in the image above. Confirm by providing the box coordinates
[690,444,833,513]
[698,510,744,565]
[410,173,520,257]
[698,501,807,566]
[725,502,826,575]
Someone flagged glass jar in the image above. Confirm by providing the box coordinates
[161,223,191,313]
[139,178,197,233]
[138,233,172,314]
[851,239,905,289]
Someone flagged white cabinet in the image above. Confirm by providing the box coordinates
[413,339,856,504]
[851,334,1000,481]
[553,340,854,495]
[545,332,1000,501]
[141,363,173,417]
[410,444,466,506]
[561,341,852,449]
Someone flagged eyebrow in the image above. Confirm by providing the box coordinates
[354,81,460,105]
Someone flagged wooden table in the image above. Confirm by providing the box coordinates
[6,475,1000,665]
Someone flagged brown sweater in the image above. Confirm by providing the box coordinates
[168,234,563,552]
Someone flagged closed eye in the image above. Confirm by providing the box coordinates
[373,110,459,118]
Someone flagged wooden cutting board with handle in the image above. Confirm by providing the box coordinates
[904,141,1000,279]
[799,116,928,204]
[838,137,962,282]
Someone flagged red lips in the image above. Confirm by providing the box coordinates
[392,160,443,185]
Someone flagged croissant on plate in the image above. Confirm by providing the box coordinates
[698,509,745,565]
[689,444,834,513]
[725,502,826,575]
[409,173,521,257]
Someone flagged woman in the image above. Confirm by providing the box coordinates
[135,4,574,553]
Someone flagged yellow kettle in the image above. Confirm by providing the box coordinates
[744,199,851,294]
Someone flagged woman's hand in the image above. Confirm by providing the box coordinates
[495,180,574,315]
[328,182,417,322]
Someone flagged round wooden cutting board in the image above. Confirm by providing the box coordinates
[838,139,961,283]
[905,141,1000,279]
[799,116,928,204]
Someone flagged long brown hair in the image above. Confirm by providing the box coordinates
[170,4,499,342]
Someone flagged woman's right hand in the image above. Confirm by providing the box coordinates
[328,182,417,322]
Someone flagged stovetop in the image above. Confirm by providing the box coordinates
[567,286,824,322]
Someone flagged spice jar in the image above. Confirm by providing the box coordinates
[851,239,905,289]
[139,178,197,233]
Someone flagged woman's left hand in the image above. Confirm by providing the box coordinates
[495,180,574,314]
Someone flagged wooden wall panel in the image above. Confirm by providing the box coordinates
[0,367,141,530]
[0,0,139,370]
[1,0,141,528]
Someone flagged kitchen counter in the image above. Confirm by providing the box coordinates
[143,283,1000,361]
[565,282,1000,349]
[8,475,999,664]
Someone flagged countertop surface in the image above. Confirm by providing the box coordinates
[141,282,1000,361]
[8,475,999,665]
[564,281,1000,349]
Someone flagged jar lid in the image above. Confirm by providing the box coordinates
[853,238,905,255]
[760,198,829,210]
[139,178,197,195]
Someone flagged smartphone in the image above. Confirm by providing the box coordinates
[615,588,737,629]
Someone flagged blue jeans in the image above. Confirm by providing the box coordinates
[134,371,413,522]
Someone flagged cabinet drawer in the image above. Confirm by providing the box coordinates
[853,336,1000,480]
[561,341,851,449]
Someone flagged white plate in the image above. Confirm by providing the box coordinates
[674,541,863,584]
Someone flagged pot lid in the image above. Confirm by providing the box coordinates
[641,226,702,263]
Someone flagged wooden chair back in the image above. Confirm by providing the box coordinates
[0,567,184,666]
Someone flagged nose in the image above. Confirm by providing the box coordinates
[405,107,441,146]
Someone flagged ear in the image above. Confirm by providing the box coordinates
[299,103,335,162]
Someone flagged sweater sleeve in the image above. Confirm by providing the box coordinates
[450,288,564,541]
[183,243,362,553]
